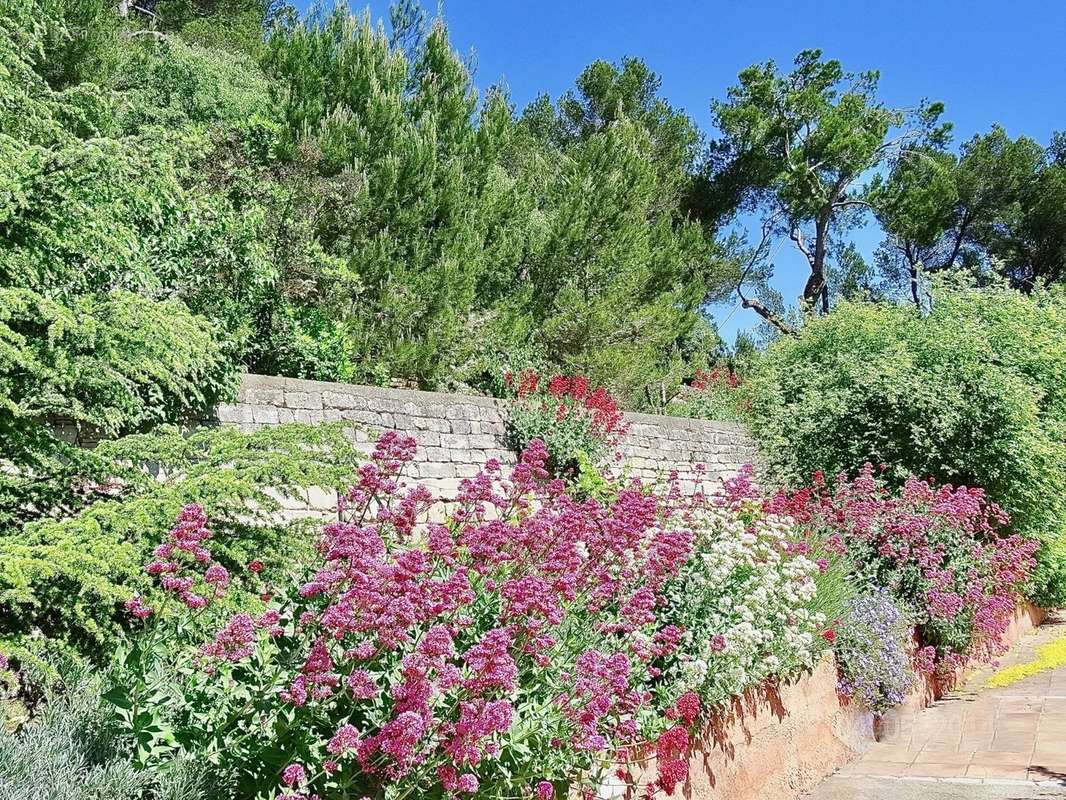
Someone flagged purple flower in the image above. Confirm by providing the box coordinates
[281,762,306,787]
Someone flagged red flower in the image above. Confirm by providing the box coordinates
[674,691,701,725]
[821,628,837,644]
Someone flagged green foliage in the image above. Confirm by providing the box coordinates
[0,660,209,800]
[712,49,947,320]
[671,368,750,423]
[0,288,234,529]
[2,0,740,409]
[745,283,1066,605]
[262,12,733,403]
[872,125,1066,300]
[0,423,360,656]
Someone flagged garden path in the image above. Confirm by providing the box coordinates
[807,611,1066,799]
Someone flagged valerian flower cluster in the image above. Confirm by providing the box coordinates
[772,464,1039,677]
[117,433,825,799]
[503,371,626,476]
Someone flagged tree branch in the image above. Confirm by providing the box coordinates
[736,216,799,337]
[789,226,814,265]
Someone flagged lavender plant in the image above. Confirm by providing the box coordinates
[835,590,914,713]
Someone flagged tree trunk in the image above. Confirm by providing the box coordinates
[801,216,830,312]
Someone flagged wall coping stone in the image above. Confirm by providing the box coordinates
[236,373,748,433]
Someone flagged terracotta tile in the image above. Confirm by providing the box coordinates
[862,744,916,764]
[1031,752,1066,773]
[913,749,972,765]
[966,764,1030,780]
[845,760,909,778]
[999,698,1043,713]
[905,762,969,778]
[968,750,1032,768]
[990,735,1036,752]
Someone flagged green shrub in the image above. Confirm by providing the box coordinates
[746,283,1066,605]
[0,660,208,800]
[0,289,236,531]
[0,423,360,658]
[671,367,750,423]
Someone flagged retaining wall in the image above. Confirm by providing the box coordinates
[212,374,757,511]
[613,655,874,800]
[627,602,1047,800]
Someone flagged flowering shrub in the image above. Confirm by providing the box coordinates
[110,436,826,799]
[674,367,749,423]
[834,590,914,713]
[779,465,1039,672]
[504,370,626,476]
[656,469,823,710]
[743,286,1066,607]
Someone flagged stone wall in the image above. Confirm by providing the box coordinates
[612,654,874,800]
[213,374,756,510]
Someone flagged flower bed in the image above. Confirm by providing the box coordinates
[616,600,1046,800]
[0,431,1045,800]
[614,654,873,800]
[104,435,827,800]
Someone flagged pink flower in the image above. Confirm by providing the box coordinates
[457,773,479,793]
[657,758,687,795]
[347,669,379,700]
[438,765,458,790]
[535,781,554,800]
[124,595,153,620]
[328,723,361,755]
[463,628,518,694]
[204,564,230,588]
[674,691,701,725]
[200,613,257,663]
[281,763,306,787]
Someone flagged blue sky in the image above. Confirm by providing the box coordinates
[299,0,1066,342]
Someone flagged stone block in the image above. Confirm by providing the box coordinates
[217,404,252,424]
[286,391,324,410]
[414,430,441,447]
[417,462,455,479]
[306,486,339,511]
[440,433,469,450]
[251,405,279,425]
[322,391,366,411]
[422,446,449,462]
[242,386,285,405]
[467,434,497,449]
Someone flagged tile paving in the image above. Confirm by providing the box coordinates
[808,611,1066,798]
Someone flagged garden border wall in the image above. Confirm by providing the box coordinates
[623,601,1046,800]
[210,374,757,514]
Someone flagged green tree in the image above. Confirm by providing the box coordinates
[712,49,947,329]
[486,58,732,407]
[871,126,1049,304]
